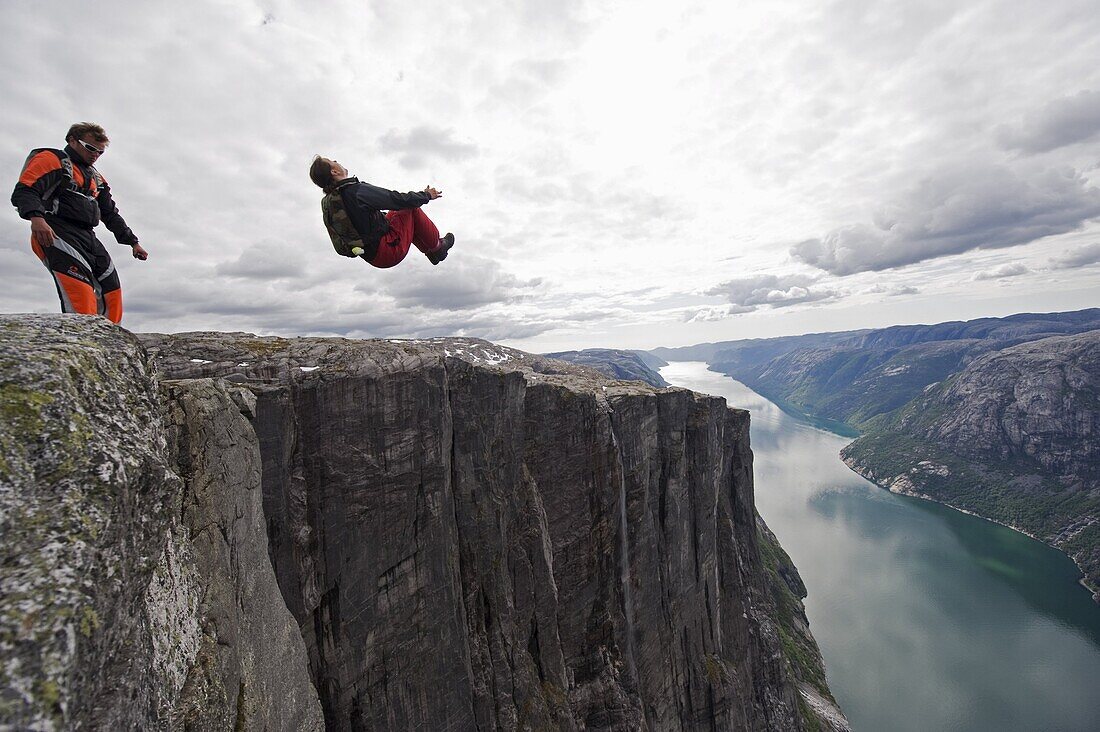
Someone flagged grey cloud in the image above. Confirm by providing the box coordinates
[863,284,921,296]
[972,263,1031,280]
[124,275,413,338]
[516,1,590,37]
[488,58,569,107]
[560,310,619,323]
[822,0,960,65]
[705,274,836,309]
[1052,242,1100,269]
[493,164,683,244]
[368,255,543,311]
[518,59,567,85]
[998,90,1100,154]
[494,171,568,203]
[792,162,1100,275]
[424,315,556,342]
[0,245,59,312]
[215,242,307,279]
[377,126,479,169]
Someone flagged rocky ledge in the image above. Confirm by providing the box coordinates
[1,315,845,730]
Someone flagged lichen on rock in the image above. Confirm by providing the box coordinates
[2,315,842,730]
[0,316,323,730]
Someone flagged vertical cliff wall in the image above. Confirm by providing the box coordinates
[0,316,843,730]
[0,316,324,731]
[144,333,845,731]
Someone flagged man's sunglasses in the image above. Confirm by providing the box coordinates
[76,139,106,155]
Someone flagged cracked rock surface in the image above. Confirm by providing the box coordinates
[0,315,842,730]
[0,316,322,730]
[143,330,842,730]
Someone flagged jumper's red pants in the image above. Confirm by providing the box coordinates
[31,226,123,323]
[368,208,440,269]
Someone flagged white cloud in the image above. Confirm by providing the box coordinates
[684,305,755,323]
[972,263,1031,281]
[705,274,836,311]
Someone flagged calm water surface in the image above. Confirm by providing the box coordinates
[661,362,1100,732]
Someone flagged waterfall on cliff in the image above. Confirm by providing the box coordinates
[610,427,639,683]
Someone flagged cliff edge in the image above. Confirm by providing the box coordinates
[1,315,845,731]
[0,315,324,730]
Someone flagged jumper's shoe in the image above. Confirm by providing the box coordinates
[428,233,455,265]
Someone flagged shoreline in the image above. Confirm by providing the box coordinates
[690,368,1100,605]
[841,455,1100,604]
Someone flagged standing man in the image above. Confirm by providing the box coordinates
[11,122,148,324]
[309,155,454,268]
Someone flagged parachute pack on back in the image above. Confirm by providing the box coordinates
[23,148,105,214]
[320,190,370,259]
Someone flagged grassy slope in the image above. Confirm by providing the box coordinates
[841,385,1100,594]
[756,515,839,731]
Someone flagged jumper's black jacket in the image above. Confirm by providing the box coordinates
[331,176,430,255]
[11,144,138,247]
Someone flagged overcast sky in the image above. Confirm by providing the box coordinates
[2,0,1099,351]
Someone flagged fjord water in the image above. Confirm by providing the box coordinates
[661,362,1100,732]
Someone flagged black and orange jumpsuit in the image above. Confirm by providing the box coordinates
[11,145,140,323]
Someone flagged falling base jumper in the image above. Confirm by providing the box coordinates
[310,156,455,268]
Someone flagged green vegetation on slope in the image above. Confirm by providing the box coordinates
[756,517,836,705]
[680,312,1100,600]
[842,425,1100,593]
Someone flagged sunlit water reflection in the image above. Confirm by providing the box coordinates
[661,362,1100,732]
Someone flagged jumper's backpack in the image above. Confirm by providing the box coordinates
[22,148,104,214]
[321,190,368,259]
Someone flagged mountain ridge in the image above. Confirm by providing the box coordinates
[651,308,1100,601]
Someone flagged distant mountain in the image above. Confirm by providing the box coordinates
[652,331,867,372]
[653,309,1100,601]
[661,309,1100,434]
[544,348,670,388]
[842,331,1100,599]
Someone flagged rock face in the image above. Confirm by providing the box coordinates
[893,334,1100,484]
[0,316,323,730]
[141,332,844,730]
[1,315,844,730]
[841,331,1100,598]
[163,378,326,730]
